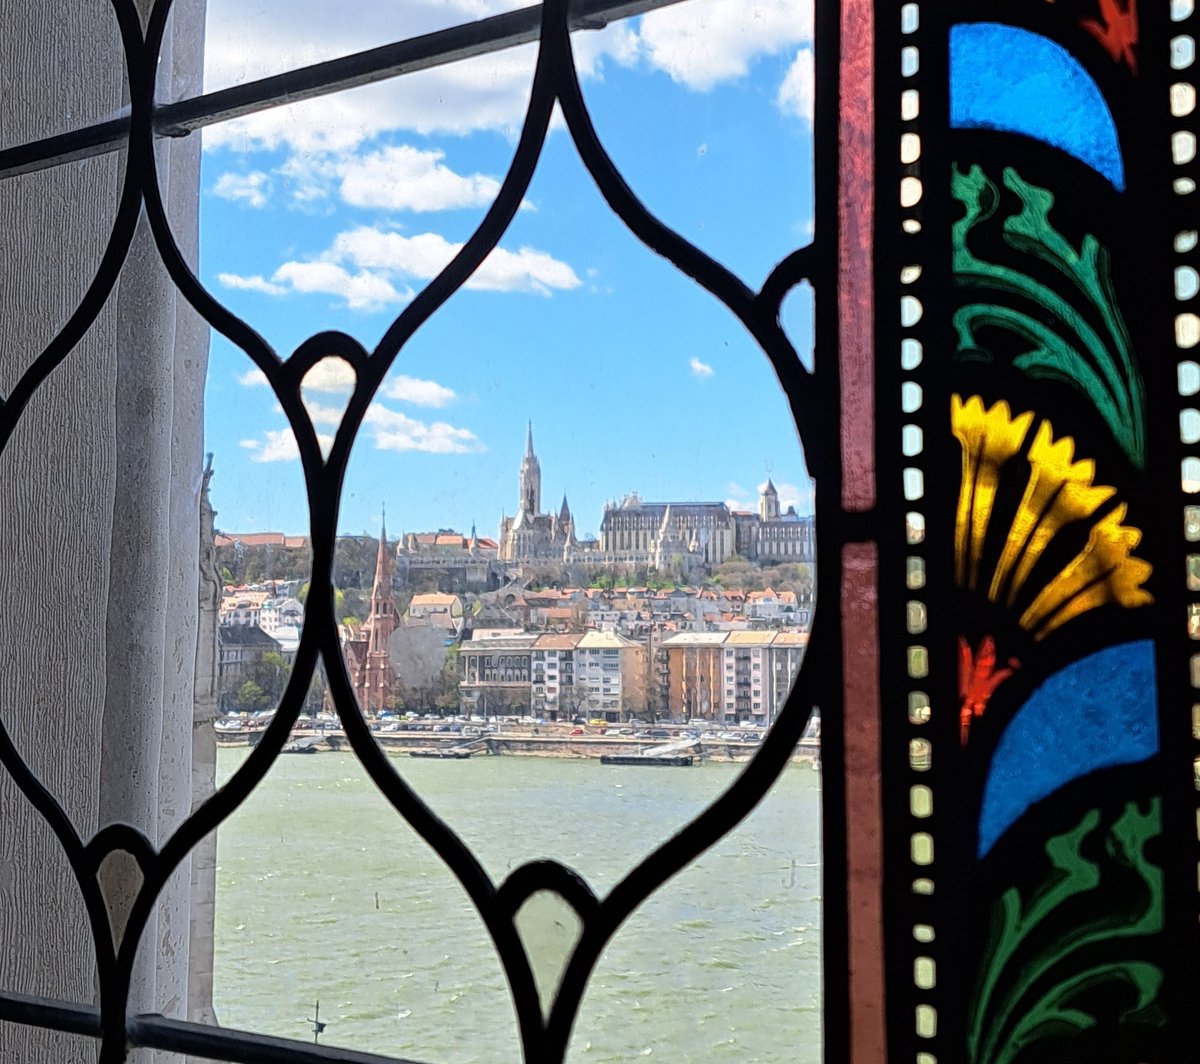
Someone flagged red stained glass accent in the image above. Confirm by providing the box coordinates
[957,635,1020,745]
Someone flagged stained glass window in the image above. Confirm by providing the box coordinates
[830,0,1199,1059]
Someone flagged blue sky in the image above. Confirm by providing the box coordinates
[199,0,815,540]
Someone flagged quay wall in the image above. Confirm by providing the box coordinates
[215,728,820,764]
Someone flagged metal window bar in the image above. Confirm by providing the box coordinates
[0,0,834,1059]
[0,0,688,181]
[1,989,428,1064]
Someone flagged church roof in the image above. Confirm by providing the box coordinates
[602,500,730,520]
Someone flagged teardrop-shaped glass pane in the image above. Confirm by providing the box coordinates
[330,120,816,878]
[514,890,584,1019]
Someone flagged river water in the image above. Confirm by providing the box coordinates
[213,749,822,1063]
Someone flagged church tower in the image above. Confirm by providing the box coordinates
[759,478,780,521]
[359,511,397,714]
[518,419,541,516]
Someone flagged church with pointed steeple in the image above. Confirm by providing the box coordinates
[497,422,575,563]
[495,424,813,574]
[348,512,399,713]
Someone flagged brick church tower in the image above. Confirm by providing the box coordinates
[356,513,397,714]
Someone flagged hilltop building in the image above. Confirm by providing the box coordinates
[405,592,464,637]
[738,478,816,561]
[598,494,733,568]
[495,424,815,574]
[394,524,501,590]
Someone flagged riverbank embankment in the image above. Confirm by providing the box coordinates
[215,726,819,764]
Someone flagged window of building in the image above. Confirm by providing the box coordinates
[3,0,826,1061]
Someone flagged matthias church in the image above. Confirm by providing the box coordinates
[496,423,813,575]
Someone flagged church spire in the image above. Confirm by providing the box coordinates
[518,420,541,515]
[360,508,398,713]
[371,507,393,608]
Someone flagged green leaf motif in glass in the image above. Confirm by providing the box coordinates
[952,164,1146,468]
[967,799,1164,1064]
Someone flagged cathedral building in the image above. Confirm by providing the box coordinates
[497,422,577,562]
[495,424,814,573]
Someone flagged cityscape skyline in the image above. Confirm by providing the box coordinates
[207,413,813,540]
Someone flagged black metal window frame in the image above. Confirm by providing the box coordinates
[0,0,836,1061]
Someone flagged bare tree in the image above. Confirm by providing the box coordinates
[387,623,449,711]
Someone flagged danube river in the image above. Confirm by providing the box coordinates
[213,749,822,1062]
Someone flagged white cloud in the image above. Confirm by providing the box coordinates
[776,48,814,124]
[382,373,457,407]
[203,1,543,154]
[273,261,411,312]
[205,0,806,155]
[218,272,286,296]
[638,0,813,91]
[273,145,527,213]
[301,357,357,395]
[330,226,580,295]
[302,401,347,427]
[364,403,481,453]
[237,368,269,387]
[338,145,502,212]
[240,427,336,462]
[231,224,578,312]
[689,356,714,378]
[204,58,535,153]
[212,170,272,207]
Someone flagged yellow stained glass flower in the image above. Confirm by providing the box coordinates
[952,394,1152,640]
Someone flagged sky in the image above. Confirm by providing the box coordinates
[198,0,816,540]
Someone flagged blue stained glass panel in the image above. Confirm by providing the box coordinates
[950,22,1126,190]
[977,640,1157,857]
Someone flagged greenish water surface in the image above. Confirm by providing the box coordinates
[213,749,821,1062]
